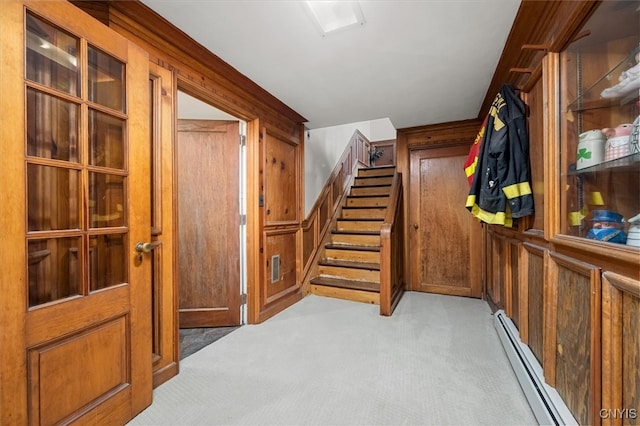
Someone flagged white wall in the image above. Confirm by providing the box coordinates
[304,118,396,216]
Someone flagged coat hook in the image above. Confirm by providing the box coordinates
[510,68,534,74]
[521,44,550,51]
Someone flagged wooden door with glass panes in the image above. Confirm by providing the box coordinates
[0,1,152,424]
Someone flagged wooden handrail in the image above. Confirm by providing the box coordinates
[379,171,404,316]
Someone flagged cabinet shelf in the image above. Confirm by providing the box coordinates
[566,47,639,113]
[560,2,639,245]
[568,152,640,175]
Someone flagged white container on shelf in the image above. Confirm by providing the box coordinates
[577,129,606,169]
[627,213,640,247]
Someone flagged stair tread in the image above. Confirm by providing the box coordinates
[355,175,394,179]
[342,206,386,210]
[319,259,380,270]
[351,183,392,188]
[310,276,380,292]
[332,230,380,235]
[337,218,384,222]
[360,166,395,170]
[347,194,390,198]
[325,243,380,252]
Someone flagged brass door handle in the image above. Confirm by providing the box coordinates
[135,241,161,254]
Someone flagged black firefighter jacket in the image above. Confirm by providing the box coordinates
[465,84,534,227]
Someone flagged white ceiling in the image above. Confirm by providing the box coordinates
[141,0,521,130]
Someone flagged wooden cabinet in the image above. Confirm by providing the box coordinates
[559,1,639,248]
[544,252,602,426]
[479,1,640,424]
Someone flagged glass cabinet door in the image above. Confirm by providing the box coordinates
[560,1,640,248]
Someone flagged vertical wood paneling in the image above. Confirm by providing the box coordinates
[148,62,177,388]
[264,229,299,303]
[509,240,520,328]
[524,74,545,233]
[602,271,640,426]
[543,53,561,240]
[265,130,298,225]
[524,243,545,364]
[622,293,640,423]
[546,252,601,426]
[488,234,506,308]
[555,267,592,424]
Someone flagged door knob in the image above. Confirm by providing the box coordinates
[413,223,419,230]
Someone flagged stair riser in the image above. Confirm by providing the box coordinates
[358,168,394,177]
[318,266,380,283]
[336,221,382,232]
[350,186,390,196]
[354,176,393,186]
[331,234,380,246]
[324,249,380,263]
[310,285,380,305]
[346,197,389,207]
[341,209,386,219]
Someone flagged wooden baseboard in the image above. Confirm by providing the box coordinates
[152,361,178,388]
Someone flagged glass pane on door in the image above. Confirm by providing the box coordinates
[25,13,79,96]
[88,45,124,112]
[27,89,79,162]
[89,234,126,291]
[89,109,125,169]
[27,165,80,231]
[28,237,81,307]
[89,173,125,228]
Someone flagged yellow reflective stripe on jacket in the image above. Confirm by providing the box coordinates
[466,194,476,209]
[464,157,478,179]
[502,182,532,199]
[466,196,513,228]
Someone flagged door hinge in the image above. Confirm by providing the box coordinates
[240,293,247,305]
[258,194,264,207]
[240,214,247,226]
[240,135,246,147]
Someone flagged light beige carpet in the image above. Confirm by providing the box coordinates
[129,292,537,426]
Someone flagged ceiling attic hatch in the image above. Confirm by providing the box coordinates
[305,1,365,36]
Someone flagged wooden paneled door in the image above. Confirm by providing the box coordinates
[177,119,241,328]
[409,145,482,297]
[0,1,152,424]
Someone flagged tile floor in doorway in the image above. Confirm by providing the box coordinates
[179,326,240,359]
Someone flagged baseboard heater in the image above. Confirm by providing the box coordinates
[493,310,578,426]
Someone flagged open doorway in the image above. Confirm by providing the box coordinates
[176,90,247,359]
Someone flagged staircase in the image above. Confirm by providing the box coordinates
[310,165,395,306]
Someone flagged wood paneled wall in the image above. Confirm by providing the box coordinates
[260,127,304,320]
